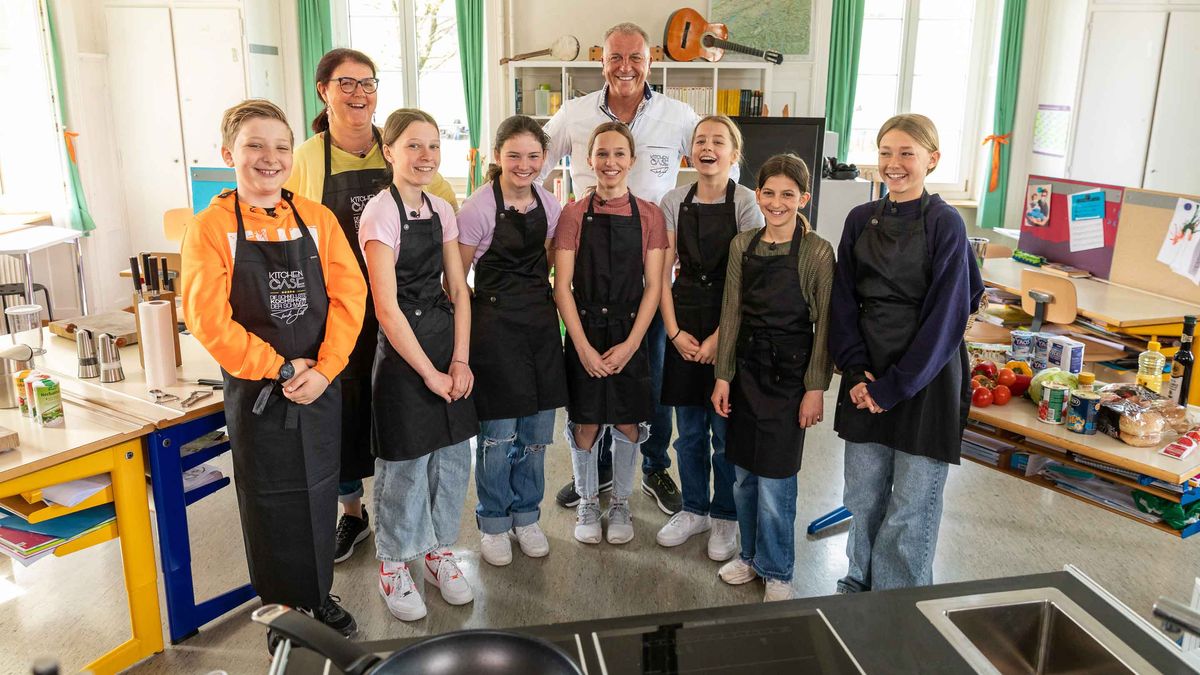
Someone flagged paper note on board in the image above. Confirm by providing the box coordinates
[1068,190,1105,252]
[1157,199,1200,283]
[1024,184,1051,227]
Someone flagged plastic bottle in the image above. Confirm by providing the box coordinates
[1136,338,1166,394]
[535,84,552,116]
[1076,371,1095,392]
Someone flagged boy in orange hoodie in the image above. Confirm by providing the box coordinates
[181,99,366,649]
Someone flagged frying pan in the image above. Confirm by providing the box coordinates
[500,35,580,65]
[253,605,582,675]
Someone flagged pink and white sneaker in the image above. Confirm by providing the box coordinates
[379,562,426,621]
[423,550,474,605]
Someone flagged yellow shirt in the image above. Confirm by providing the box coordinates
[286,131,459,211]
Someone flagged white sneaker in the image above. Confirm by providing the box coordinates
[655,511,710,547]
[512,523,549,558]
[707,518,739,561]
[379,562,426,621]
[606,500,634,544]
[718,558,758,585]
[423,551,474,605]
[764,578,795,602]
[480,532,512,566]
[575,500,602,544]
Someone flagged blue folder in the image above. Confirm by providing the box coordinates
[0,503,116,539]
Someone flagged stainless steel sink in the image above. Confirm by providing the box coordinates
[918,588,1161,674]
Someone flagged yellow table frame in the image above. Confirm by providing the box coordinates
[0,437,163,673]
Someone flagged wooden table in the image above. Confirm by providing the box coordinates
[981,257,1200,329]
[0,399,162,673]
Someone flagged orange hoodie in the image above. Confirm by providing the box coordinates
[181,190,367,383]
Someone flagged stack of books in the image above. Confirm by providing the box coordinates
[0,503,116,566]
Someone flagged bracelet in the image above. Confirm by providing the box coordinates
[669,329,682,341]
[452,359,469,367]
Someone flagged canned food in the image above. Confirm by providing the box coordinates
[1038,382,1070,424]
[1066,391,1100,434]
[1011,330,1034,358]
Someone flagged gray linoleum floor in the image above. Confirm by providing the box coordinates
[1,380,1196,673]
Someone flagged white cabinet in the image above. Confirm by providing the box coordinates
[103,4,247,253]
[1143,11,1200,194]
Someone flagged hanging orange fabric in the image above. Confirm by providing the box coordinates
[467,147,480,193]
[982,133,1010,192]
[64,129,80,164]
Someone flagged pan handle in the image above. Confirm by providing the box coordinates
[251,604,380,675]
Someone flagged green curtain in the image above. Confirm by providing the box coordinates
[298,0,333,139]
[455,0,484,192]
[44,1,95,234]
[824,0,865,161]
[978,0,1026,229]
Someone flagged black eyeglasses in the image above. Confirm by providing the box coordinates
[328,77,379,94]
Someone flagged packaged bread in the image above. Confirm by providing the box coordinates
[1118,410,1164,447]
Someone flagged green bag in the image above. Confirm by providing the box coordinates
[1133,490,1200,530]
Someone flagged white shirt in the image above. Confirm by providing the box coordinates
[542,85,705,204]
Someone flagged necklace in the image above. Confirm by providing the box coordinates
[331,133,374,158]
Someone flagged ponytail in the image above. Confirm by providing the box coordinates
[484,163,503,184]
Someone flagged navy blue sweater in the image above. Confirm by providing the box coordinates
[829,193,984,411]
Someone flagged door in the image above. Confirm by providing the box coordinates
[105,5,189,254]
[1143,11,1200,194]
[172,7,248,169]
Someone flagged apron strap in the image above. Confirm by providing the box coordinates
[324,127,383,178]
[392,186,433,226]
[492,179,545,218]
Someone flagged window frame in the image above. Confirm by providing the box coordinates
[851,0,997,201]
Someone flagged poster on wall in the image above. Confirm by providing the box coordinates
[1157,198,1200,284]
[1032,104,1071,158]
[1068,189,1105,252]
[1024,183,1051,227]
[710,0,811,56]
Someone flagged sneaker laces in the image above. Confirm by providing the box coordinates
[335,516,358,542]
[381,563,415,596]
[430,551,464,581]
[577,501,601,525]
[649,470,679,495]
[608,500,632,525]
[665,511,692,529]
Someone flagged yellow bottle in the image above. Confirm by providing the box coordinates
[1136,338,1165,394]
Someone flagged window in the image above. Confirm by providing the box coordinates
[0,0,66,212]
[847,0,995,197]
[338,0,469,187]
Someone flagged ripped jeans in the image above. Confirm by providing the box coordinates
[474,409,556,534]
[567,421,647,503]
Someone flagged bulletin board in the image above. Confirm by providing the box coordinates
[1017,175,1124,279]
[1110,188,1200,305]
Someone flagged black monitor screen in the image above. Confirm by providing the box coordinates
[732,116,825,229]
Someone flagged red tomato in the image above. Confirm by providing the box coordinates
[972,387,993,407]
[991,384,1012,405]
[996,368,1016,387]
[972,374,992,390]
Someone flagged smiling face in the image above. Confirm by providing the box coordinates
[691,120,736,179]
[877,128,939,202]
[756,174,809,228]
[498,132,546,192]
[602,31,650,100]
[318,59,377,130]
[588,130,634,192]
[382,120,441,188]
[222,117,293,203]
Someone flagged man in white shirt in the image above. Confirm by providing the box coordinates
[543,22,686,516]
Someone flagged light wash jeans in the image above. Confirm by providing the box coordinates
[675,405,736,521]
[567,422,647,500]
[595,314,673,475]
[732,465,797,582]
[373,439,472,563]
[474,410,556,534]
[838,440,950,593]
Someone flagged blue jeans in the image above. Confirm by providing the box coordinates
[597,313,673,474]
[568,422,646,500]
[674,406,736,520]
[475,410,555,534]
[838,441,950,593]
[338,479,363,502]
[732,465,797,582]
[373,439,472,563]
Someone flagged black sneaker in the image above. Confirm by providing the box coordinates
[642,470,682,515]
[554,466,614,508]
[334,507,371,563]
[313,594,357,637]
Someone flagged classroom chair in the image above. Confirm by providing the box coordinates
[163,208,192,243]
[0,254,52,329]
[1020,269,1077,333]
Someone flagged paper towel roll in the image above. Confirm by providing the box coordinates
[139,300,177,388]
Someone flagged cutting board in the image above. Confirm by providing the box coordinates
[49,311,138,346]
[0,426,17,452]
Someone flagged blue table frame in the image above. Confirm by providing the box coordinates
[146,409,256,643]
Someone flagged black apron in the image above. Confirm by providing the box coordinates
[322,129,387,482]
[563,192,653,424]
[223,190,340,608]
[371,188,478,460]
[833,193,969,464]
[469,181,568,420]
[661,180,739,407]
[726,227,814,479]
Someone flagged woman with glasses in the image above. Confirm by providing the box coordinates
[286,48,459,566]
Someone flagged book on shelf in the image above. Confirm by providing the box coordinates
[716,89,764,117]
[514,76,523,116]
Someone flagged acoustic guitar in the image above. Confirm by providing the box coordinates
[663,8,783,64]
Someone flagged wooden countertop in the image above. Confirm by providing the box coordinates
[981,257,1200,328]
[969,398,1200,485]
[29,327,224,428]
[0,396,151,483]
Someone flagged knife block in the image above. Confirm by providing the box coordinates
[132,291,182,368]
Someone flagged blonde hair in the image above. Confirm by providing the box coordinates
[756,154,812,233]
[221,99,292,149]
[876,113,940,174]
[692,115,744,164]
[587,121,636,158]
[381,107,438,146]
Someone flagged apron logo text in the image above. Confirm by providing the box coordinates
[268,270,309,324]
